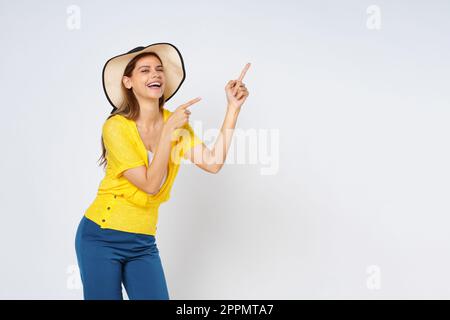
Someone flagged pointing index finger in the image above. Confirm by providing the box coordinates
[181,97,202,109]
[238,63,251,82]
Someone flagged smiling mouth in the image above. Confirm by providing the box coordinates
[147,82,162,90]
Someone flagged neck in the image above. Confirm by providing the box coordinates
[135,96,163,130]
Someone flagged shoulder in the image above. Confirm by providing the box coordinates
[102,114,131,135]
[163,107,172,118]
[106,114,128,124]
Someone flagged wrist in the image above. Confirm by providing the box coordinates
[162,123,174,135]
[226,104,241,117]
[161,124,177,142]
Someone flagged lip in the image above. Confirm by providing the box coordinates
[147,81,163,87]
[147,82,163,92]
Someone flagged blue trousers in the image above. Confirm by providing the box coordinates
[75,215,170,300]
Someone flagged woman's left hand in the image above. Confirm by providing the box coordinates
[225,63,251,111]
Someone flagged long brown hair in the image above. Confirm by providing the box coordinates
[98,51,166,169]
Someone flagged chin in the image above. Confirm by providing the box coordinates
[142,92,163,100]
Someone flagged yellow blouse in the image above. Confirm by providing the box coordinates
[84,107,203,235]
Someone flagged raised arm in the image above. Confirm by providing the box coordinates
[184,63,251,174]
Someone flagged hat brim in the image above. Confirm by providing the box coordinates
[102,42,186,111]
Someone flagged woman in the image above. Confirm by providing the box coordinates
[75,42,250,300]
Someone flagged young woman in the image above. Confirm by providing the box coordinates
[75,42,250,300]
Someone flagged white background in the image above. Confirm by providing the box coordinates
[0,0,449,299]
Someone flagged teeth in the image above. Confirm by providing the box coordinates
[148,82,161,87]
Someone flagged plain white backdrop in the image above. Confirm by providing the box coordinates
[0,0,449,299]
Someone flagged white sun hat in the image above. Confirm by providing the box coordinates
[102,42,186,113]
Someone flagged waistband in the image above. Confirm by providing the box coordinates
[84,192,160,236]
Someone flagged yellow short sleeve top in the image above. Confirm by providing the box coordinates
[84,107,203,235]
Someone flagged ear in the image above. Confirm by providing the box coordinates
[122,76,132,89]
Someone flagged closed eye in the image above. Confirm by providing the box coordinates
[141,69,163,73]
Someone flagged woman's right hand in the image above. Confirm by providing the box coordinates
[165,97,202,131]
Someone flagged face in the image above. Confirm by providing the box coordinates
[122,55,165,101]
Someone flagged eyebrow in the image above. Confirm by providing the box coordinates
[138,65,164,69]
